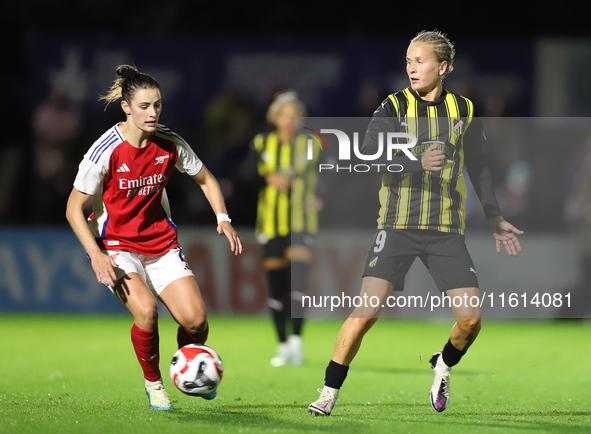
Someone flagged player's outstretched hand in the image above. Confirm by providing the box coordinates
[89,251,118,287]
[489,216,523,257]
[421,144,445,171]
[265,172,291,192]
[217,221,243,255]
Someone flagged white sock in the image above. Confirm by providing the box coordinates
[288,335,302,348]
[277,342,290,356]
[145,377,163,387]
[323,385,340,396]
[437,354,451,372]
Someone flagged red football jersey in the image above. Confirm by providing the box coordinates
[74,123,203,255]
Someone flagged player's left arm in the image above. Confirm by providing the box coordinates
[488,216,523,257]
[168,127,242,255]
[192,166,243,255]
[464,117,523,256]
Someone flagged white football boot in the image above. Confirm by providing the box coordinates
[201,389,217,400]
[429,352,451,412]
[288,335,305,366]
[270,342,291,367]
[145,379,173,410]
[308,386,339,416]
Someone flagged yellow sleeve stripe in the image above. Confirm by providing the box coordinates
[388,94,400,121]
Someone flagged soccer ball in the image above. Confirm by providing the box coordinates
[170,344,223,396]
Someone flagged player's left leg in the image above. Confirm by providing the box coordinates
[159,276,218,400]
[159,276,208,347]
[421,232,481,412]
[144,247,209,348]
[286,243,313,365]
[447,287,482,352]
[430,286,481,412]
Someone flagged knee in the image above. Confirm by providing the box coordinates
[458,317,481,335]
[352,303,382,322]
[263,257,287,271]
[349,317,378,335]
[181,312,207,334]
[288,246,312,263]
[136,304,159,329]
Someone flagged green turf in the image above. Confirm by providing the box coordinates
[0,315,590,434]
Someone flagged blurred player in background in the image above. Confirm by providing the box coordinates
[561,131,591,318]
[252,91,321,367]
[66,65,242,411]
[309,30,523,416]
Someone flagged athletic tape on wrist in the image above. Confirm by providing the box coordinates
[216,213,231,224]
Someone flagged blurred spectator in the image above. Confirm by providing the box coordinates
[483,94,508,117]
[559,133,591,318]
[0,17,29,223]
[32,86,82,223]
[199,87,259,225]
[496,160,531,230]
[203,87,255,159]
[0,145,25,221]
[352,80,386,117]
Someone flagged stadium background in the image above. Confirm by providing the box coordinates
[1,1,590,318]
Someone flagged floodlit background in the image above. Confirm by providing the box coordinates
[2,4,591,434]
[1,2,591,317]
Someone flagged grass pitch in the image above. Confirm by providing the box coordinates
[1,315,590,434]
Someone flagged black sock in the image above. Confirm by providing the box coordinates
[324,359,349,389]
[267,268,288,342]
[441,339,467,367]
[269,301,287,342]
[292,317,304,337]
[290,261,309,336]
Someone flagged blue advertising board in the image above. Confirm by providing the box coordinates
[0,227,125,312]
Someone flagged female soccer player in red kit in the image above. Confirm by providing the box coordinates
[66,65,243,410]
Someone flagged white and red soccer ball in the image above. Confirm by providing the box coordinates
[170,344,223,396]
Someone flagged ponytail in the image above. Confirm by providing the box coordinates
[99,64,160,108]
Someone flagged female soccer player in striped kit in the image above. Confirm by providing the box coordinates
[252,91,320,367]
[309,30,523,416]
[66,65,242,410]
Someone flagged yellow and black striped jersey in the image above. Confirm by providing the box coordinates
[253,131,320,241]
[362,87,501,235]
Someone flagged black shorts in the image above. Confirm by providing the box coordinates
[362,229,479,292]
[260,233,315,260]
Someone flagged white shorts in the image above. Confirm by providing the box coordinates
[104,247,194,295]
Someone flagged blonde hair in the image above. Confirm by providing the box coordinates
[409,30,455,79]
[99,64,160,108]
[266,91,307,124]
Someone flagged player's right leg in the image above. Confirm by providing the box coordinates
[110,263,172,410]
[429,286,481,412]
[309,276,393,416]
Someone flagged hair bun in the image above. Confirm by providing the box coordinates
[116,65,138,80]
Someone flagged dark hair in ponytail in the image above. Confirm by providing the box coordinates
[99,64,160,107]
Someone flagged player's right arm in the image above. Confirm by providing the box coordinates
[252,133,291,192]
[66,188,118,287]
[360,97,443,172]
